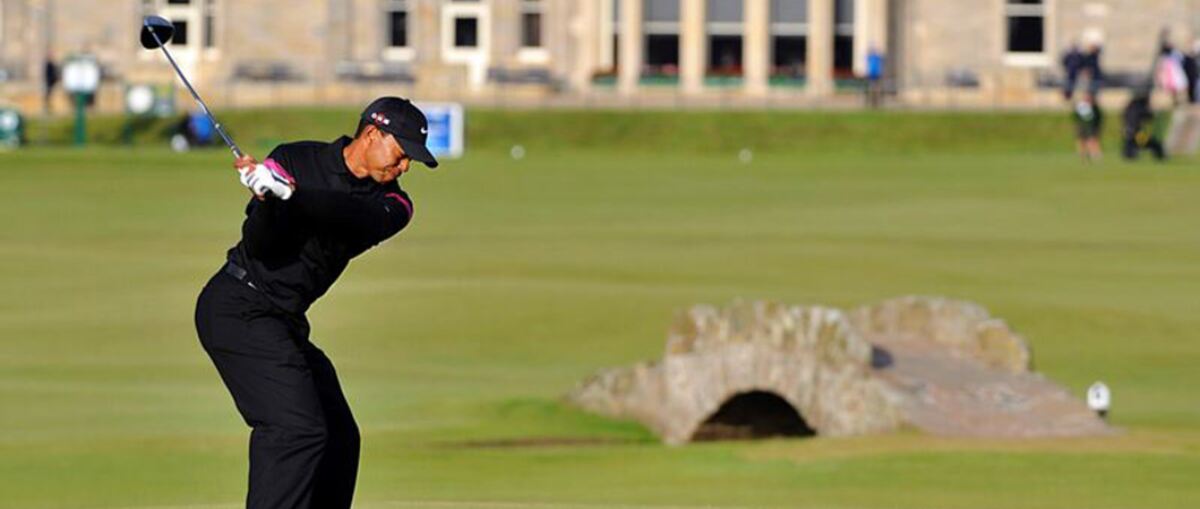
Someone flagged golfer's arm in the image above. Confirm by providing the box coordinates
[284,188,412,243]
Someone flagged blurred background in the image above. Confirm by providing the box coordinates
[2,0,1198,112]
[1,1,1199,509]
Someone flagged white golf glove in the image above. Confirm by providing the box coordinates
[239,161,295,200]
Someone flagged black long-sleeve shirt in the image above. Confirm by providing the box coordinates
[226,136,413,315]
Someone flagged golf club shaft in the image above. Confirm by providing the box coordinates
[147,25,242,159]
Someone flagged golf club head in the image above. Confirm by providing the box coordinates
[140,16,175,49]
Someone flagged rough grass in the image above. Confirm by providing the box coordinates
[1,111,1198,508]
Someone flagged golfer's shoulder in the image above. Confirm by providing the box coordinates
[264,140,339,179]
[268,140,328,160]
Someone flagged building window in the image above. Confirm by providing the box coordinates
[1006,0,1045,54]
[770,0,807,76]
[834,0,854,76]
[390,11,409,47]
[610,0,622,73]
[387,0,409,48]
[645,0,679,25]
[170,19,189,46]
[709,36,742,73]
[707,0,743,75]
[521,0,543,48]
[455,17,478,47]
[773,36,806,72]
[202,0,216,49]
[644,0,680,75]
[647,34,679,68]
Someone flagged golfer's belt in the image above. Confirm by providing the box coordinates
[223,261,259,290]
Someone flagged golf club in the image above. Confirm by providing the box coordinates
[140,15,243,159]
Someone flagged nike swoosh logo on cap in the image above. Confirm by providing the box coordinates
[420,127,428,134]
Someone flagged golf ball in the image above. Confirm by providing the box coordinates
[738,148,753,164]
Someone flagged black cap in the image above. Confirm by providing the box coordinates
[361,97,439,169]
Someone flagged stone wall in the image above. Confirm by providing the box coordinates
[894,0,1006,89]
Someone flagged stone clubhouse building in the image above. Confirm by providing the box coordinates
[1,0,1199,113]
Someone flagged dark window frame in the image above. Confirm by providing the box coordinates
[170,19,189,46]
[1005,0,1046,54]
[520,0,544,48]
[454,17,479,48]
[385,0,410,49]
[389,11,409,48]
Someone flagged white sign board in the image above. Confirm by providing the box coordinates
[63,56,101,94]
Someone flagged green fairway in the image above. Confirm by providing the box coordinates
[1,112,1198,508]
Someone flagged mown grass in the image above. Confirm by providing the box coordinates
[1,111,1197,508]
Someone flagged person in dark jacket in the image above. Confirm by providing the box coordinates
[43,53,59,115]
[1122,92,1167,161]
[1063,36,1104,101]
[1062,43,1084,100]
[194,97,438,509]
[1185,41,1200,103]
[1080,42,1104,98]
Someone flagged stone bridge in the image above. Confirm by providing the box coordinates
[567,297,1110,445]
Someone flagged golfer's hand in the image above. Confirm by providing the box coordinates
[234,154,258,173]
[240,162,295,201]
[234,155,268,200]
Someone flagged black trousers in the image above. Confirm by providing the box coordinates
[195,270,359,509]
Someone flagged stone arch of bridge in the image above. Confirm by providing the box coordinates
[690,390,817,441]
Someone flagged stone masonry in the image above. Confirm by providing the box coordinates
[568,297,1110,445]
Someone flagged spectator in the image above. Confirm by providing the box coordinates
[186,110,216,146]
[1188,40,1200,103]
[1157,41,1189,105]
[865,46,886,108]
[1080,37,1104,98]
[1064,33,1104,163]
[1121,93,1167,161]
[1062,42,1084,100]
[1073,94,1104,163]
[1063,34,1103,101]
[170,110,217,152]
[43,53,59,115]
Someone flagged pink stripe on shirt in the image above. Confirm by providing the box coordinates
[385,192,413,217]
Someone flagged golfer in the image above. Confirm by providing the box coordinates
[194,97,437,508]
